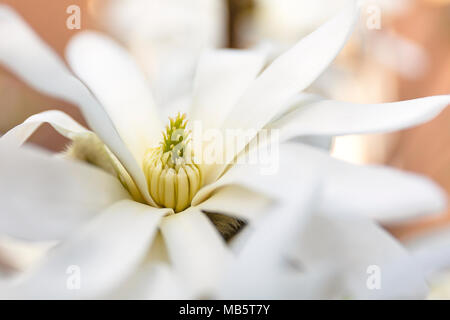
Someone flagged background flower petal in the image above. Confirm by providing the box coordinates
[268,95,450,138]
[205,2,358,182]
[159,207,231,297]
[3,200,169,299]
[66,31,163,163]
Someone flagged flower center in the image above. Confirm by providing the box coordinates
[143,113,201,212]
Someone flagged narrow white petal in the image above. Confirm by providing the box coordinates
[0,110,91,146]
[160,207,231,297]
[0,5,154,205]
[217,185,330,299]
[194,143,325,206]
[66,31,163,163]
[5,200,170,299]
[0,235,54,272]
[189,49,266,129]
[0,144,129,241]
[268,95,450,138]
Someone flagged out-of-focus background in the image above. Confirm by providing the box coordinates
[0,0,449,242]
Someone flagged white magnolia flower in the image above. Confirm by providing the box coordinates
[96,0,227,116]
[0,2,448,299]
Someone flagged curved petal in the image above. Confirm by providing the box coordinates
[268,95,450,137]
[292,212,428,299]
[1,110,148,202]
[0,110,91,146]
[219,198,427,299]
[195,143,446,224]
[66,31,163,163]
[4,200,170,299]
[189,49,266,129]
[205,2,358,182]
[222,2,358,131]
[0,144,130,241]
[159,207,232,297]
[0,6,154,206]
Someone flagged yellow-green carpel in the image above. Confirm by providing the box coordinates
[143,113,202,212]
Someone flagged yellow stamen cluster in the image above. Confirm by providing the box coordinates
[143,113,201,212]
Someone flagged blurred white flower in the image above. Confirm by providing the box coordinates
[95,0,227,117]
[0,2,448,299]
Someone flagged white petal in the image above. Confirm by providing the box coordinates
[0,144,129,241]
[195,143,446,224]
[294,212,428,299]
[220,2,357,148]
[159,207,231,297]
[110,233,186,299]
[405,227,450,278]
[268,95,450,138]
[4,200,170,299]
[320,160,447,224]
[189,49,266,129]
[0,6,85,107]
[205,2,358,181]
[0,5,154,206]
[66,31,163,163]
[192,143,324,205]
[198,185,272,223]
[0,110,91,147]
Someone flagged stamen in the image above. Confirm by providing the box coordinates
[143,113,201,212]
